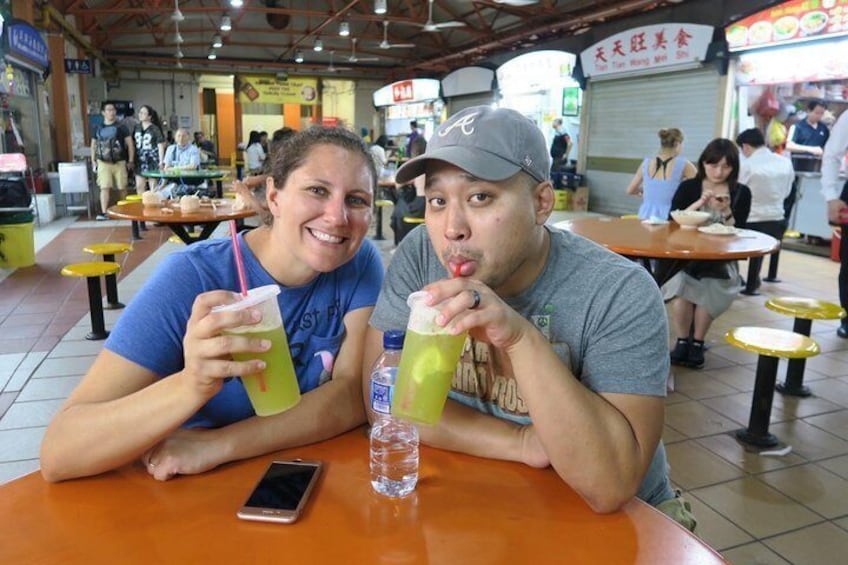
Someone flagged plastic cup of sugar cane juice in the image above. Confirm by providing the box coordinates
[391,291,468,426]
[213,285,301,416]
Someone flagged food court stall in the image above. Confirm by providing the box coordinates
[441,66,496,115]
[372,79,444,158]
[727,0,848,239]
[577,23,720,215]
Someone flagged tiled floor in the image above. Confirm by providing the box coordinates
[2,215,848,563]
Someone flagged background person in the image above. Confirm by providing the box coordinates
[245,130,266,175]
[821,110,848,338]
[626,128,696,220]
[390,135,427,245]
[785,100,830,222]
[133,105,166,193]
[665,139,752,369]
[736,128,794,294]
[232,127,297,225]
[91,102,135,220]
[41,127,383,483]
[194,131,217,166]
[405,120,420,158]
[549,118,573,173]
[363,106,692,528]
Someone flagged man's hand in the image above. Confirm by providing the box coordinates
[141,428,224,481]
[810,146,824,157]
[828,199,847,224]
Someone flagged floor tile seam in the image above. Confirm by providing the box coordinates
[691,434,813,470]
[688,486,830,541]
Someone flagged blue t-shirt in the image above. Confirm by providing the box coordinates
[106,234,384,428]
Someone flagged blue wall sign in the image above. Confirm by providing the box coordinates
[7,22,49,70]
[64,58,93,74]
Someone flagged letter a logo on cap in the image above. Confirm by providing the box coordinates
[439,112,478,138]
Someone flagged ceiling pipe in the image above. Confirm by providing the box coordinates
[41,4,119,76]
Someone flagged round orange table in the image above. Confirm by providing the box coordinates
[108,201,256,244]
[0,429,727,564]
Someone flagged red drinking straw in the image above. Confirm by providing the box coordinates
[229,220,266,392]
[452,263,462,278]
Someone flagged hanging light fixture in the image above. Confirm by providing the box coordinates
[229,0,244,7]
[339,20,350,37]
[294,50,304,63]
[220,15,232,31]
[175,48,184,59]
[207,49,217,60]
[212,34,223,48]
[374,0,387,15]
[313,37,323,51]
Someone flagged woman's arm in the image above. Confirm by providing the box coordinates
[681,160,698,180]
[625,166,644,196]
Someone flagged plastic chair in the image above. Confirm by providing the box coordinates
[0,153,38,225]
[765,297,846,397]
[58,161,94,218]
[725,326,820,448]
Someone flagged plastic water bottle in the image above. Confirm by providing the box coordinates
[370,330,419,497]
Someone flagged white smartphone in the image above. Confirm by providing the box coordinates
[237,459,323,524]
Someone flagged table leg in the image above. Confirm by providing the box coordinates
[215,179,223,199]
[374,205,385,240]
[169,225,197,245]
[764,250,781,283]
[776,318,813,397]
[131,221,142,240]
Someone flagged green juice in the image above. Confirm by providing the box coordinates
[228,325,301,416]
[391,329,467,426]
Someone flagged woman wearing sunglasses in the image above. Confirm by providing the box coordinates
[664,138,752,368]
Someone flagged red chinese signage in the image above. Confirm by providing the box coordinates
[580,24,712,78]
[726,0,848,52]
[392,80,414,103]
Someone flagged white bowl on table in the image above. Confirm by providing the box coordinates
[670,210,711,230]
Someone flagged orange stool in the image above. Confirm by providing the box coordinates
[83,243,132,310]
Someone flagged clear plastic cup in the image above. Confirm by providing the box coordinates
[391,291,468,426]
[213,285,300,416]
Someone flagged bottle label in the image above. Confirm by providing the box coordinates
[370,380,392,415]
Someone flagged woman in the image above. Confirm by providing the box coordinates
[40,127,383,482]
[664,138,751,368]
[370,134,388,177]
[132,105,167,193]
[626,128,696,220]
[245,130,266,175]
[232,127,297,226]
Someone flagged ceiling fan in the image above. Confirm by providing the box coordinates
[377,20,415,49]
[326,51,353,73]
[415,0,466,33]
[490,0,540,6]
[347,38,379,63]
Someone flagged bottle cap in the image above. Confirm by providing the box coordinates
[383,330,405,350]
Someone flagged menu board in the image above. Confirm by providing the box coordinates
[726,0,848,51]
[238,75,319,105]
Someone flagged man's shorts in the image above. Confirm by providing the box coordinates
[96,160,128,190]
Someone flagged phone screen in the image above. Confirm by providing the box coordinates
[244,461,319,511]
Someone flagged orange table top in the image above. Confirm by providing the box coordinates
[556,217,779,261]
[0,429,727,564]
[107,201,255,224]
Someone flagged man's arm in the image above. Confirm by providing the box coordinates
[125,133,135,165]
[90,139,97,171]
[785,124,823,156]
[822,113,848,222]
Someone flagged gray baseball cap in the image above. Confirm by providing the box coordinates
[395,106,551,184]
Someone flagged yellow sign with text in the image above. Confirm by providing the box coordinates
[238,76,319,105]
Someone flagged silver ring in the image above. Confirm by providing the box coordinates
[469,289,481,310]
[148,461,156,468]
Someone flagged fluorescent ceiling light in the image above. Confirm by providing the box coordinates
[295,50,304,63]
[207,49,217,60]
[374,0,387,15]
[313,37,323,51]
[212,34,223,48]
[230,0,244,7]
[339,21,350,37]
[220,16,232,31]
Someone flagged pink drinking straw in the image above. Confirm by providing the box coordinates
[229,220,249,298]
[229,221,267,392]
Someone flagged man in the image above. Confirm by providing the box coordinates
[90,102,135,220]
[736,128,794,295]
[363,107,692,527]
[405,120,420,158]
[162,128,204,198]
[550,118,572,173]
[821,110,848,338]
[194,131,216,166]
[785,100,830,221]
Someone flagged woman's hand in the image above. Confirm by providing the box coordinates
[422,279,535,352]
[178,291,271,401]
[141,428,225,481]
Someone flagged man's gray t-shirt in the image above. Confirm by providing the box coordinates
[371,226,673,505]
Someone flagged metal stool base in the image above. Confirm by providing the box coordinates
[776,381,812,397]
[735,428,779,448]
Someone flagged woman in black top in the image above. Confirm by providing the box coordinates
[665,138,752,368]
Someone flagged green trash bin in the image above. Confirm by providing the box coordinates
[0,211,35,268]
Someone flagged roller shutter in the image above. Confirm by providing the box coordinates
[584,68,722,216]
